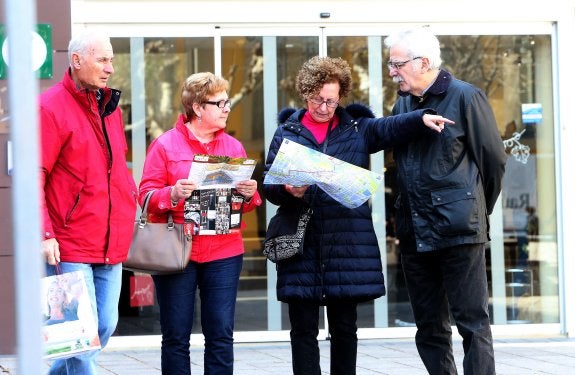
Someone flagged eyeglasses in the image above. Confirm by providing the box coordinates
[387,57,422,70]
[203,99,232,109]
[308,97,339,108]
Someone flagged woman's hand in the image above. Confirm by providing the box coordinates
[422,114,454,133]
[236,179,258,200]
[285,184,309,198]
[171,179,197,202]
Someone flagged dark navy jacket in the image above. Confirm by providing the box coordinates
[262,104,432,304]
[392,69,507,252]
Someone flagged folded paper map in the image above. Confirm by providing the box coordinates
[264,139,383,208]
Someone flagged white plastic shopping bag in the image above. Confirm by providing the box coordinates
[41,270,101,359]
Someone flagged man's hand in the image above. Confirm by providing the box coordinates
[42,238,60,265]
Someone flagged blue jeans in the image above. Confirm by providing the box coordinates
[153,254,243,375]
[401,244,495,375]
[288,301,358,375]
[45,262,123,375]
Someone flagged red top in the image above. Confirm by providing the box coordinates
[301,111,339,143]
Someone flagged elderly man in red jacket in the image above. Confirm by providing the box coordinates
[40,31,137,374]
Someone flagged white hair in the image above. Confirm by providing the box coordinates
[384,27,442,69]
[67,30,111,66]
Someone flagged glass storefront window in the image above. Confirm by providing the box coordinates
[141,37,214,141]
[274,35,319,330]
[108,31,558,337]
[327,36,380,329]
[276,36,319,109]
[107,38,132,167]
[110,37,218,335]
[328,36,370,105]
[221,36,267,331]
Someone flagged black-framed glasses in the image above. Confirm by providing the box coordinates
[203,99,232,109]
[387,56,422,70]
[308,97,339,108]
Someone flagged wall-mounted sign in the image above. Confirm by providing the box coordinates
[521,103,543,124]
[0,24,53,79]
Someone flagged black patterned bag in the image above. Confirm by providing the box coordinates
[263,205,313,263]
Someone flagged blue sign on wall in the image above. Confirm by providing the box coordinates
[521,103,543,124]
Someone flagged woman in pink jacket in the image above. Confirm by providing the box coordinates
[138,72,262,374]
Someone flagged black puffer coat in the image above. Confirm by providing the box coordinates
[262,104,432,304]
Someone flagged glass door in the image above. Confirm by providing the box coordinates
[109,24,559,340]
[221,34,320,333]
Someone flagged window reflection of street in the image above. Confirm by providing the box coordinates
[112,33,557,335]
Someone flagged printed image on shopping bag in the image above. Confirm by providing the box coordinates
[41,271,101,359]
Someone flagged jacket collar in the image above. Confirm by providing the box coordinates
[176,114,226,142]
[398,69,452,99]
[62,68,121,116]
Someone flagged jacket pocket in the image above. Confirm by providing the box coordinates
[430,187,479,236]
[393,193,411,239]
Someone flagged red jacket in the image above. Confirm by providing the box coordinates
[40,69,138,264]
[138,114,262,263]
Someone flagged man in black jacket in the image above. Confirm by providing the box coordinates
[384,27,507,375]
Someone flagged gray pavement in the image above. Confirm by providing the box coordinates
[2,336,575,374]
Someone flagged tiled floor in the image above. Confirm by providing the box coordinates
[2,337,575,374]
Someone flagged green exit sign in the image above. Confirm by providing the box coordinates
[0,23,53,79]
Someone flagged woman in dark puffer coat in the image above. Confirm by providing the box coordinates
[262,56,451,375]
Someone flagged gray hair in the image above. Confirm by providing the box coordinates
[67,31,111,66]
[384,27,442,70]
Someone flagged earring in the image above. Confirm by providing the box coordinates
[197,116,202,125]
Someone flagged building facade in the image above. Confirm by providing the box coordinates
[3,0,574,352]
[71,0,575,346]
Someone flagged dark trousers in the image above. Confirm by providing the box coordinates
[153,255,243,375]
[401,244,495,375]
[288,301,358,375]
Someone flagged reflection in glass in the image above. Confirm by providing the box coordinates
[328,36,369,105]
[109,33,557,337]
[277,36,319,109]
[221,35,267,331]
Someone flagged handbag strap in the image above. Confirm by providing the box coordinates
[138,190,175,229]
[137,190,154,227]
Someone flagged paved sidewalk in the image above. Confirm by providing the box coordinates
[2,337,575,374]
